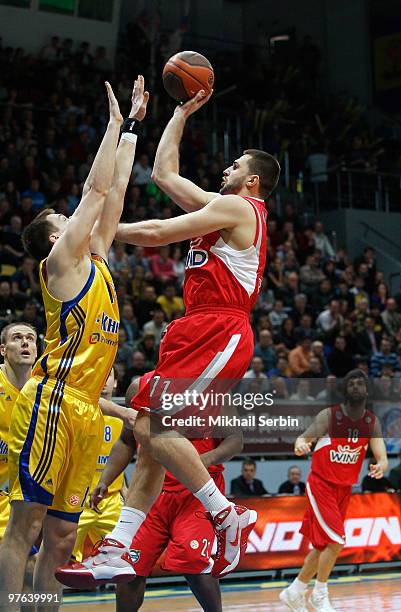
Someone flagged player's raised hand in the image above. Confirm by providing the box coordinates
[369,462,383,479]
[129,75,150,121]
[175,89,213,119]
[90,482,109,513]
[105,81,123,124]
[295,437,312,456]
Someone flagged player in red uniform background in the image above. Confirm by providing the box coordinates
[57,89,280,587]
[84,373,243,611]
[280,369,388,612]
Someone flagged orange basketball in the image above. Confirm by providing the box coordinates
[162,51,214,102]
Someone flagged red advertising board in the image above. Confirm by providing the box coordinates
[151,492,401,575]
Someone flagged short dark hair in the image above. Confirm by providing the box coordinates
[1,322,37,344]
[22,208,56,261]
[243,149,281,197]
[242,457,256,468]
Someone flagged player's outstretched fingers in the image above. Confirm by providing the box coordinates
[105,81,123,123]
[130,75,149,121]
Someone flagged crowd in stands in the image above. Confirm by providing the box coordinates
[2,33,401,401]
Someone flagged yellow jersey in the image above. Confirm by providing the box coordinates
[33,255,119,401]
[91,415,124,495]
[0,368,19,488]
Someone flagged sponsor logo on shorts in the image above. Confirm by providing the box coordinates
[69,494,80,506]
[190,540,199,550]
[129,549,141,563]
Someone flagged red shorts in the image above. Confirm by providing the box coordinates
[300,471,351,550]
[132,307,254,414]
[130,472,225,576]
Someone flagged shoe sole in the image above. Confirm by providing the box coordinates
[55,569,136,589]
[213,509,258,578]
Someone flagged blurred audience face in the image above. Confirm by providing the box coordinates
[309,356,321,374]
[143,286,156,301]
[132,351,145,369]
[259,330,272,347]
[122,303,134,320]
[297,379,311,397]
[251,356,264,374]
[380,338,392,355]
[277,356,288,374]
[153,310,165,325]
[386,298,397,312]
[241,462,256,483]
[288,466,301,484]
[334,336,346,351]
[364,316,375,332]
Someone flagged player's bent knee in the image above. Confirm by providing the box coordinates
[5,502,45,546]
[327,542,344,554]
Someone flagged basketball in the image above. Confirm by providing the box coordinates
[162,51,214,102]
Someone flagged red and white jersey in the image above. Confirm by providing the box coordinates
[311,405,376,486]
[184,196,267,312]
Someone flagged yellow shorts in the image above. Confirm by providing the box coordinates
[8,376,103,523]
[0,491,10,540]
[72,491,123,561]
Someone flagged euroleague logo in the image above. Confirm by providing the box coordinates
[185,237,208,269]
[69,494,80,506]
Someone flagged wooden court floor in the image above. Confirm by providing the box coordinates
[63,573,401,610]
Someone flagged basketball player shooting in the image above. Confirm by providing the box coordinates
[0,79,148,608]
[57,89,281,586]
[280,369,388,612]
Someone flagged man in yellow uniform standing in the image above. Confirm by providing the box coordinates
[0,77,148,609]
[0,323,37,540]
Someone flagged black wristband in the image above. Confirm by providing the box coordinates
[121,118,142,136]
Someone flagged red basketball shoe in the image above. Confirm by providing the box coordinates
[208,504,257,577]
[55,538,136,588]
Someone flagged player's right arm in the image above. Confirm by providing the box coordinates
[294,408,330,456]
[47,83,122,276]
[90,427,135,512]
[152,90,218,212]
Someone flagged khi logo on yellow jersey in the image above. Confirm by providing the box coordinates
[90,312,119,345]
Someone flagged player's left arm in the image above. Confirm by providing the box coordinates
[99,398,138,431]
[369,419,389,478]
[90,76,149,260]
[199,404,244,468]
[115,195,251,246]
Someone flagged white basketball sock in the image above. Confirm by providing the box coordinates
[314,580,328,593]
[289,577,308,595]
[107,506,146,548]
[194,479,231,514]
